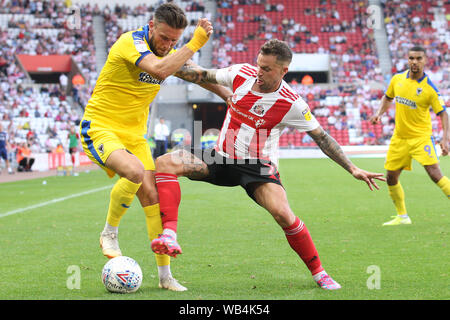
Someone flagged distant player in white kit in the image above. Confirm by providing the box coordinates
[152,39,385,290]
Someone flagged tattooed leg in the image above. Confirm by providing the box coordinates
[155,149,209,179]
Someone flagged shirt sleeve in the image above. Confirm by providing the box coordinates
[385,74,396,99]
[113,31,153,66]
[430,88,446,115]
[215,63,247,89]
[281,98,320,132]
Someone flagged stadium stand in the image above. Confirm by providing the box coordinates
[0,0,448,171]
[383,0,449,86]
[213,0,384,84]
[0,0,94,165]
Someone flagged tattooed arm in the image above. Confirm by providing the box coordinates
[307,126,354,173]
[307,126,385,190]
[174,60,231,102]
[174,62,218,84]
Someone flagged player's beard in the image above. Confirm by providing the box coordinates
[409,64,422,75]
[256,77,281,93]
[149,35,170,57]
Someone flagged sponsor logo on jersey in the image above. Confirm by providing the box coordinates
[138,72,164,85]
[229,103,266,128]
[395,96,417,109]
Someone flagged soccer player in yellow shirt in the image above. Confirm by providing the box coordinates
[80,3,231,291]
[371,46,449,226]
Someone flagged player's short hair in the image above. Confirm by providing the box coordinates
[409,45,426,55]
[153,3,188,29]
[259,39,293,65]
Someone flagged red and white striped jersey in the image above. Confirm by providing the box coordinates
[215,63,319,164]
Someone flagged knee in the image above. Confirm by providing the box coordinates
[386,174,398,186]
[124,162,145,184]
[155,152,181,175]
[155,154,171,172]
[271,206,295,228]
[138,183,159,204]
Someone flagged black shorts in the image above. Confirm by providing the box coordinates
[188,148,283,201]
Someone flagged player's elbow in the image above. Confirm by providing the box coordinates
[138,58,170,81]
[149,68,171,81]
[138,68,167,81]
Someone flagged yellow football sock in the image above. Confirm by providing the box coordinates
[388,182,407,215]
[106,178,141,227]
[437,176,450,199]
[143,204,170,267]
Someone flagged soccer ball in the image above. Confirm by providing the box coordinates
[102,256,143,293]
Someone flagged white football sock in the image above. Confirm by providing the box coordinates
[158,265,172,280]
[103,222,118,234]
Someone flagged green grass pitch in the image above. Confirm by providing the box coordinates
[0,157,448,300]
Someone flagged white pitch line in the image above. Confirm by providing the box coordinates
[0,185,113,219]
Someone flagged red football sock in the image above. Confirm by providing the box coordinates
[282,217,324,275]
[155,173,180,233]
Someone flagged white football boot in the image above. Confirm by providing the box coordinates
[159,276,188,292]
[99,231,122,259]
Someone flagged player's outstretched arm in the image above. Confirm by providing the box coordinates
[369,95,393,124]
[174,63,219,85]
[307,126,385,190]
[439,110,449,156]
[174,60,232,102]
[137,18,213,80]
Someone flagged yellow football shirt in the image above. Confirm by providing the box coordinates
[83,25,173,135]
[385,70,446,138]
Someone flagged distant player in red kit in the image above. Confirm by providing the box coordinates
[152,39,385,290]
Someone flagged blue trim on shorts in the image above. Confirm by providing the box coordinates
[80,120,105,166]
[430,136,438,157]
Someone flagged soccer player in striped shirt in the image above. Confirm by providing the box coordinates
[152,39,386,290]
[370,46,449,226]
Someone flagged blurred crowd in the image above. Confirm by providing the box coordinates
[382,0,449,88]
[0,0,448,173]
[213,0,384,84]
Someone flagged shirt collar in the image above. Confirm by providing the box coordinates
[143,24,151,48]
[406,70,427,83]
